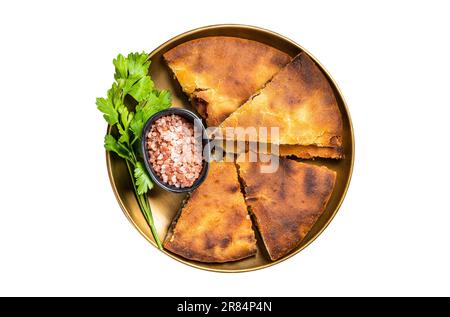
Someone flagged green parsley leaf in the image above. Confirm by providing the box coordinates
[116,104,134,144]
[125,52,150,79]
[130,90,172,143]
[134,161,153,195]
[119,104,134,128]
[157,89,171,107]
[96,97,118,125]
[117,125,128,144]
[113,52,150,80]
[112,54,128,80]
[113,52,152,98]
[104,134,132,162]
[128,76,155,102]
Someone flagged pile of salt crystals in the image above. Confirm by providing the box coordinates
[147,114,203,188]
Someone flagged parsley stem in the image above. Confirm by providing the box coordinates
[125,160,163,249]
[138,193,163,249]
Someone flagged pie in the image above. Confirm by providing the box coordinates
[237,154,336,260]
[162,37,345,263]
[220,52,343,156]
[164,161,257,262]
[163,36,291,126]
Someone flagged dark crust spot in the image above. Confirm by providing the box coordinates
[280,158,294,174]
[281,217,301,235]
[192,54,206,73]
[227,185,239,193]
[320,173,335,200]
[271,53,291,67]
[304,167,317,196]
[226,208,245,227]
[288,52,320,89]
[220,236,232,248]
[180,248,194,260]
[286,96,302,106]
[299,54,315,85]
[205,233,216,250]
[321,88,337,106]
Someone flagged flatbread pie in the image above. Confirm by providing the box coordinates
[164,161,257,262]
[163,36,291,126]
[162,39,344,264]
[237,154,336,260]
[220,52,343,154]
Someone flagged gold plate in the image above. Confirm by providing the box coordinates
[106,24,354,272]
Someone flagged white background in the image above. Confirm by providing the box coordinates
[0,0,449,296]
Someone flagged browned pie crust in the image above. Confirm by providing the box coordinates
[164,36,291,126]
[220,52,343,150]
[237,155,336,261]
[164,161,257,263]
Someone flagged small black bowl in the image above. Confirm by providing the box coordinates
[141,108,210,193]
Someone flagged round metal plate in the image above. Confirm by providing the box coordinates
[106,24,354,272]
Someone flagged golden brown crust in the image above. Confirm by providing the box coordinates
[278,145,343,159]
[237,155,336,260]
[220,52,343,147]
[163,161,257,263]
[164,37,291,126]
[214,140,343,159]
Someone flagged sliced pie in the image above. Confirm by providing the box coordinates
[237,154,336,260]
[220,52,343,157]
[163,36,291,126]
[164,161,257,262]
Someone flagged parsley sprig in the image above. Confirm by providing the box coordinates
[96,52,171,249]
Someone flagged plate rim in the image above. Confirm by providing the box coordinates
[105,23,355,273]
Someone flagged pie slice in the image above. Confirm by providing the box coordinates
[220,52,343,153]
[164,161,257,263]
[163,36,291,126]
[237,154,336,260]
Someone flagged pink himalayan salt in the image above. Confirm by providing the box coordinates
[147,114,203,188]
